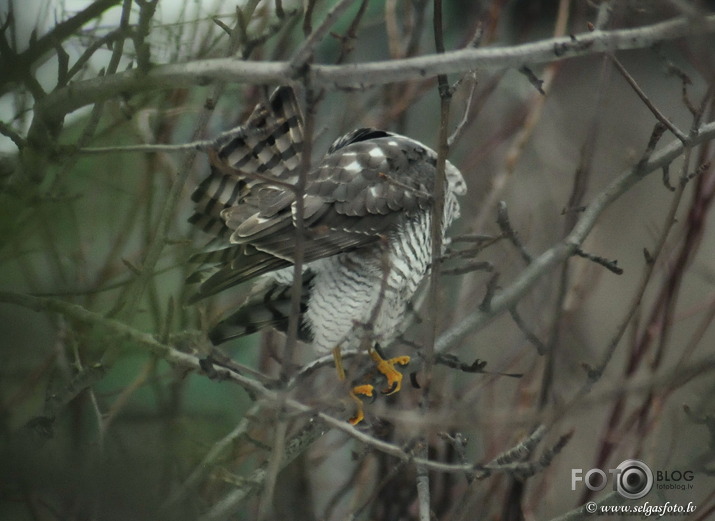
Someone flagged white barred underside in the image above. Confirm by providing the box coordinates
[286,190,459,355]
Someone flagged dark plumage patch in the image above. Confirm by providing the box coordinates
[327,128,391,153]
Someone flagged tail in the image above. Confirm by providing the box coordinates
[207,274,314,345]
[213,85,304,179]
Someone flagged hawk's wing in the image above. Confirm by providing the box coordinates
[188,86,304,294]
[188,90,438,302]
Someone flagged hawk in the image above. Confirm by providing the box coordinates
[188,87,466,423]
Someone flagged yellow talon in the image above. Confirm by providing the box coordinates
[332,346,411,424]
[352,384,374,397]
[333,347,369,424]
[370,349,410,395]
[347,386,370,425]
[348,409,364,426]
[348,385,376,425]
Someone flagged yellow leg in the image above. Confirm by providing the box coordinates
[369,347,410,395]
[332,346,347,380]
[333,347,371,425]
[331,346,411,424]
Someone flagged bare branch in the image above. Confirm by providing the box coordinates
[609,55,688,143]
[548,491,624,521]
[436,120,715,353]
[290,0,358,72]
[573,248,623,275]
[509,306,547,355]
[198,417,326,521]
[0,0,121,93]
[0,120,26,149]
[497,201,533,264]
[447,71,477,146]
[75,140,214,154]
[27,15,715,146]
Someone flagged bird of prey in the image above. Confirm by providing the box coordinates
[188,87,466,423]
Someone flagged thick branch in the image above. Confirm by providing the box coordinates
[27,15,715,145]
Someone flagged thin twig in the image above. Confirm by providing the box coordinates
[509,306,547,355]
[474,0,570,231]
[548,491,624,521]
[65,29,124,81]
[518,65,545,95]
[0,120,26,149]
[497,201,533,264]
[0,0,119,89]
[608,54,688,143]
[332,0,369,65]
[573,248,623,275]
[581,86,715,491]
[48,0,132,190]
[290,0,357,73]
[414,0,452,517]
[256,84,315,521]
[441,260,493,276]
[101,357,157,435]
[199,417,326,521]
[75,140,214,154]
[162,404,261,510]
[447,71,477,147]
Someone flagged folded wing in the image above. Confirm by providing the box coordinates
[188,88,439,302]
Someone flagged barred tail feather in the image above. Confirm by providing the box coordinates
[216,86,304,180]
[189,166,248,238]
[208,275,313,345]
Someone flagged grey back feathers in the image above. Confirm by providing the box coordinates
[188,87,466,352]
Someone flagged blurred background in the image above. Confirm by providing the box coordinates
[1,1,715,520]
